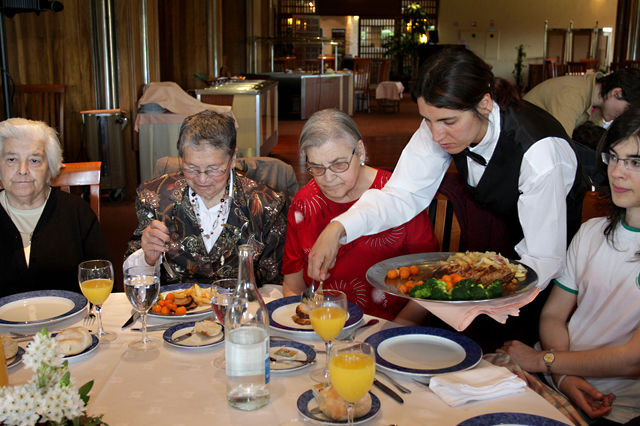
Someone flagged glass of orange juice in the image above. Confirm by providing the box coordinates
[329,341,375,426]
[78,260,116,341]
[309,289,347,383]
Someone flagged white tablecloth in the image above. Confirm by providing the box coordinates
[2,287,572,426]
[375,81,404,100]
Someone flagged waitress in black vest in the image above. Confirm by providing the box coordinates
[307,46,586,350]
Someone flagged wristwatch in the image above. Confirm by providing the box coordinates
[543,349,555,373]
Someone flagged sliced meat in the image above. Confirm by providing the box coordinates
[173,295,193,307]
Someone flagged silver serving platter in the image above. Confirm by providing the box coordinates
[365,252,538,304]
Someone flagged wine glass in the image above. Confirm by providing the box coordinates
[124,265,162,351]
[78,260,116,341]
[211,278,237,369]
[309,289,348,383]
[329,341,376,426]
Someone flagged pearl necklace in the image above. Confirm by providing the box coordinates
[190,186,230,240]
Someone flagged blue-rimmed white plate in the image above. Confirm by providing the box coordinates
[0,290,88,328]
[365,326,482,377]
[162,321,224,348]
[149,283,214,320]
[6,346,25,369]
[297,389,380,425]
[266,296,363,335]
[270,340,316,372]
[456,412,568,426]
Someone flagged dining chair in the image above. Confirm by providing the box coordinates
[580,58,600,71]
[565,62,587,75]
[544,59,558,80]
[427,192,461,252]
[581,190,607,223]
[19,84,66,149]
[353,58,373,113]
[369,58,392,100]
[51,162,102,221]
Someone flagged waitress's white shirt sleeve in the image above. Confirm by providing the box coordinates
[336,119,451,243]
[515,137,578,289]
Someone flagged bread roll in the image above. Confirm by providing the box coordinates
[55,327,93,356]
[2,335,19,359]
[195,320,222,337]
[314,384,372,421]
[292,303,311,325]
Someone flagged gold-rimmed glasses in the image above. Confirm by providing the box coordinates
[306,149,356,176]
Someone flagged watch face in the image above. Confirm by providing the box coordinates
[544,352,555,363]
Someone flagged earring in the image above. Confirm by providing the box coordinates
[360,160,365,166]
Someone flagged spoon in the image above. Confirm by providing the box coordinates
[377,370,412,394]
[269,356,316,364]
[340,319,380,341]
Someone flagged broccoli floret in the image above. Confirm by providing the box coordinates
[409,278,446,299]
[430,286,452,301]
[451,279,475,301]
[485,280,505,299]
[469,284,489,300]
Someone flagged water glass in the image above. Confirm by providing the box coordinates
[125,265,161,351]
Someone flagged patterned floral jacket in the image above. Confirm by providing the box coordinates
[125,171,287,286]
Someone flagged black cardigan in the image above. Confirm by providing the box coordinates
[0,188,114,298]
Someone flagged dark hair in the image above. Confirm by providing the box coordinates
[596,105,640,252]
[572,121,606,150]
[597,68,640,105]
[177,110,236,158]
[411,46,522,116]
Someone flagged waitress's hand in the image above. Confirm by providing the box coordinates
[141,220,170,266]
[308,221,345,281]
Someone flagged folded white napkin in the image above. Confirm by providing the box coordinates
[429,365,527,407]
[415,286,539,331]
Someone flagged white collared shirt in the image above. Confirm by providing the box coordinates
[336,102,578,289]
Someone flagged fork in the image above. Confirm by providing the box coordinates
[83,304,96,327]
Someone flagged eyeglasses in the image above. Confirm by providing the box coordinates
[182,158,232,178]
[602,152,640,173]
[306,149,356,176]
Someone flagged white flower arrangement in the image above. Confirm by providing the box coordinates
[0,328,107,426]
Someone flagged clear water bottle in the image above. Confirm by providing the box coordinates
[225,244,270,410]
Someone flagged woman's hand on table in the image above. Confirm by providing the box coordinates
[141,220,170,266]
[497,340,544,373]
[307,221,344,281]
[560,375,615,419]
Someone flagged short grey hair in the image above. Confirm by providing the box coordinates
[177,110,236,158]
[0,118,63,180]
[299,109,366,160]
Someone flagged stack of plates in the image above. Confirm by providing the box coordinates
[138,103,168,114]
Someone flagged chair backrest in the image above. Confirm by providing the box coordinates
[427,192,461,252]
[19,84,66,149]
[52,162,102,221]
[353,58,373,91]
[565,61,587,75]
[580,58,600,71]
[582,190,607,223]
[378,59,392,83]
[545,59,558,79]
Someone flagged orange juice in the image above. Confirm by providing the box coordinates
[80,278,114,305]
[310,307,347,341]
[0,333,9,386]
[329,352,375,403]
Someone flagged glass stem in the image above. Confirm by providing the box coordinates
[95,304,105,336]
[324,339,332,373]
[140,312,148,343]
[347,402,355,426]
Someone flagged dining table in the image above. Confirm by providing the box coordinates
[1,285,573,426]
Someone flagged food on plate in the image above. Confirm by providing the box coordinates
[195,319,222,337]
[273,347,299,361]
[151,284,216,315]
[312,383,371,421]
[2,335,19,359]
[386,251,527,301]
[55,327,93,356]
[292,301,311,326]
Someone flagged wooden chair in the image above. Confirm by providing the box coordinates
[427,192,461,252]
[581,190,607,224]
[51,162,102,221]
[19,84,66,149]
[544,59,558,80]
[580,58,600,71]
[353,58,373,113]
[565,61,587,75]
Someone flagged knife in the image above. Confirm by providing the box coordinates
[373,378,404,404]
[121,312,141,329]
[132,322,189,332]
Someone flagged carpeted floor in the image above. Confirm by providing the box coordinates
[102,95,424,290]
